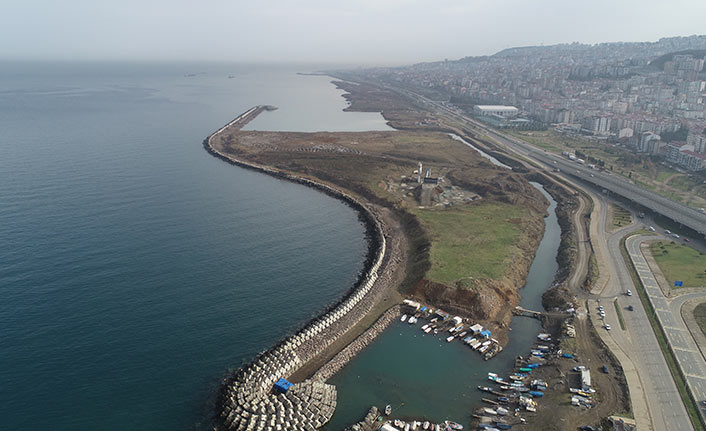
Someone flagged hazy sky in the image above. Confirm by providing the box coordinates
[2,0,705,64]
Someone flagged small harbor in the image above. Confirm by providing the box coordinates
[326,184,561,431]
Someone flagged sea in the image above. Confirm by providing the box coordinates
[0,62,390,431]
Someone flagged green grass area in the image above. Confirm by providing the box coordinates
[650,241,706,288]
[694,302,706,338]
[621,235,705,431]
[611,204,632,229]
[412,202,526,285]
[614,299,626,330]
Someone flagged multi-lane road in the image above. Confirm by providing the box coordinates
[384,84,704,430]
[627,235,706,417]
[393,85,706,236]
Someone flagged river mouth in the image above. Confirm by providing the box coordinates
[324,183,560,429]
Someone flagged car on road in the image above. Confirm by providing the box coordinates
[626,289,632,296]
[601,365,610,374]
[648,226,656,232]
[701,400,706,408]
[684,237,690,242]
[665,229,672,235]
[672,233,680,239]
[604,324,611,330]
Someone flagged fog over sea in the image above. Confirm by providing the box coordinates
[0,62,390,431]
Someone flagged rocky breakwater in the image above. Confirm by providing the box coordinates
[207,109,396,431]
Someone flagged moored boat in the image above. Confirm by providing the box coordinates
[385,404,392,415]
[444,420,463,430]
[401,314,408,322]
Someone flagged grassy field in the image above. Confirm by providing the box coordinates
[412,202,527,285]
[611,204,632,229]
[650,241,706,288]
[694,302,706,338]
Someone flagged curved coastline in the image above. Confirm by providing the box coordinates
[203,108,397,431]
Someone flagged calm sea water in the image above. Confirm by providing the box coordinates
[326,185,560,429]
[0,62,390,431]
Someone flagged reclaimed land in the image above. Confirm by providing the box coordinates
[206,81,586,430]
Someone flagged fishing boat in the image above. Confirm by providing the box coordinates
[385,404,392,415]
[444,420,463,430]
[401,314,408,322]
[446,335,455,342]
[487,372,502,382]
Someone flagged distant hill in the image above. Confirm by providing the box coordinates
[450,35,706,64]
[649,49,706,70]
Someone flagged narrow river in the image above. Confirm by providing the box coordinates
[325,183,560,429]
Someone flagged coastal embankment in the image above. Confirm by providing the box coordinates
[205,107,405,431]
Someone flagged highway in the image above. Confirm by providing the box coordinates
[392,86,706,237]
[381,84,699,430]
[586,192,693,431]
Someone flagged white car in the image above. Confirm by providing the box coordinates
[672,233,680,239]
[626,289,632,296]
[648,226,656,232]
[605,324,611,330]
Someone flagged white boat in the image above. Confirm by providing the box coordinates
[409,316,418,324]
[457,331,467,338]
[421,324,429,331]
[424,327,433,333]
[405,424,410,431]
[395,419,405,427]
[423,421,429,430]
[446,336,455,342]
[482,407,497,416]
[401,314,408,322]
[444,420,463,430]
[479,345,489,353]
[471,341,482,349]
[482,340,492,347]
[467,338,477,345]
[385,404,392,415]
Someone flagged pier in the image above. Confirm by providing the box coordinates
[513,306,571,320]
[207,108,397,431]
